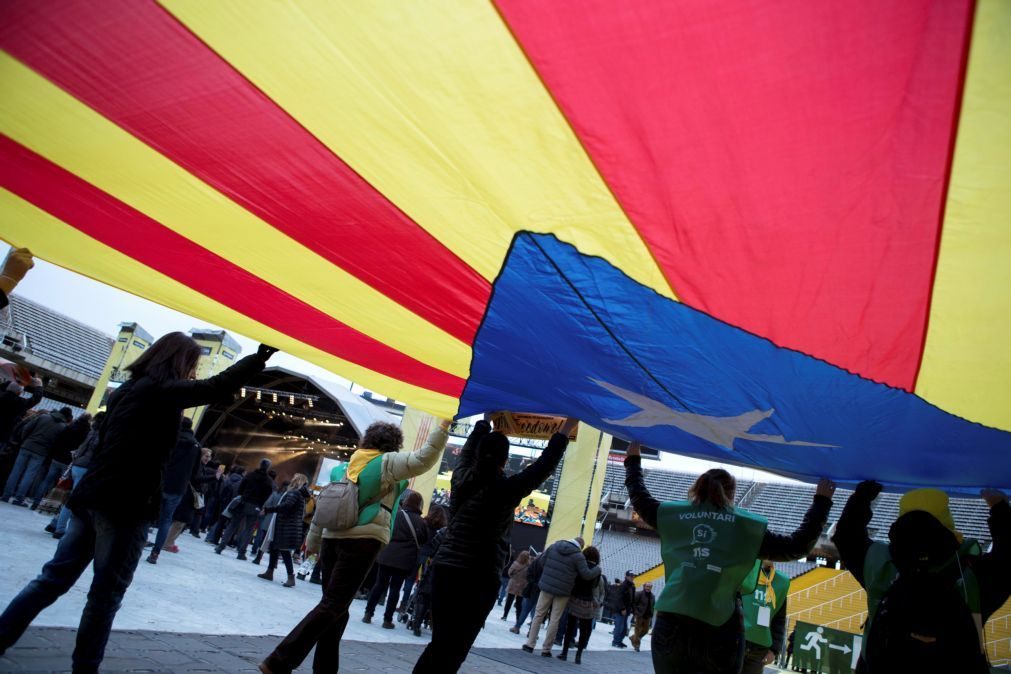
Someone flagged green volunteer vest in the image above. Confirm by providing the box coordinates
[742,564,791,648]
[655,501,768,625]
[862,538,981,640]
[354,455,407,530]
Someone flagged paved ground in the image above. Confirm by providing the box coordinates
[0,626,652,673]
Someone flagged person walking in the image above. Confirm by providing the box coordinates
[30,412,90,511]
[160,447,220,554]
[0,334,275,674]
[258,474,310,588]
[611,571,636,648]
[558,546,605,664]
[253,479,286,564]
[740,561,789,673]
[399,504,447,615]
[833,481,1010,674]
[511,550,545,634]
[501,550,531,622]
[364,490,429,628]
[47,413,105,539]
[522,536,601,657]
[603,577,622,625]
[0,377,43,486]
[1,407,70,506]
[629,582,656,652]
[216,458,275,560]
[411,514,449,638]
[624,440,834,674]
[413,417,575,673]
[147,417,202,564]
[258,419,450,674]
[206,466,243,545]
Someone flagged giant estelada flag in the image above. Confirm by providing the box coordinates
[1,1,1008,494]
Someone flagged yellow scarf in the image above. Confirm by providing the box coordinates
[758,568,777,609]
[346,449,382,483]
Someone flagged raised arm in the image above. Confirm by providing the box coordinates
[759,479,835,562]
[386,421,451,482]
[974,489,1011,621]
[453,419,491,478]
[18,379,43,413]
[158,345,276,409]
[574,551,602,581]
[830,480,880,586]
[624,441,660,529]
[503,418,576,502]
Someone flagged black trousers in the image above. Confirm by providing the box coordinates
[268,549,294,576]
[650,610,745,674]
[264,537,381,674]
[563,614,593,652]
[501,593,522,621]
[413,563,499,673]
[365,563,408,623]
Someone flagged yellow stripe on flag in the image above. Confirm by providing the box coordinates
[161,0,675,298]
[0,189,459,418]
[916,0,1011,432]
[0,51,470,380]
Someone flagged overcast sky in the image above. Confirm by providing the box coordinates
[3,244,801,484]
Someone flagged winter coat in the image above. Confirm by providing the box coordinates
[435,422,568,579]
[162,426,201,495]
[617,579,636,613]
[266,485,309,551]
[218,472,242,509]
[307,426,447,548]
[568,563,606,619]
[634,589,656,619]
[10,410,66,457]
[238,465,275,508]
[536,539,601,597]
[70,353,267,523]
[49,418,90,466]
[377,504,429,572]
[418,527,447,596]
[604,582,625,613]
[71,427,101,469]
[0,385,42,443]
[506,558,530,596]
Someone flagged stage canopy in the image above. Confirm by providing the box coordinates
[1,0,1008,493]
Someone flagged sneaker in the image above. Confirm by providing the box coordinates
[556,653,567,661]
[44,523,56,533]
[166,545,179,553]
[146,553,158,564]
[381,621,395,630]
[362,614,372,624]
[541,651,553,658]
[509,626,520,634]
[521,645,534,653]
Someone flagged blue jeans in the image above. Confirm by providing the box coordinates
[52,466,88,535]
[0,508,147,673]
[151,492,184,554]
[515,587,540,630]
[497,575,509,604]
[32,461,68,506]
[217,502,259,556]
[2,450,44,503]
[613,611,629,645]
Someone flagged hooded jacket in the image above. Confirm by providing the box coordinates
[435,422,568,579]
[238,462,275,508]
[537,538,602,597]
[306,426,447,548]
[10,409,67,457]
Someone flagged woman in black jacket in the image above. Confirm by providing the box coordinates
[413,417,575,674]
[258,474,310,588]
[0,333,275,674]
[624,441,834,674]
[364,490,429,628]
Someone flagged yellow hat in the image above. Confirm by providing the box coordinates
[899,488,961,539]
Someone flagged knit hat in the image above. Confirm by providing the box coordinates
[899,488,961,540]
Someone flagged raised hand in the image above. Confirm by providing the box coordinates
[815,478,836,499]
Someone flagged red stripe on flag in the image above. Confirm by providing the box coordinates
[0,0,489,344]
[0,134,465,399]
[497,0,972,389]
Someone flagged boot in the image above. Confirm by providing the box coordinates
[282,574,296,588]
[257,569,274,581]
[252,551,263,565]
[575,649,582,665]
[146,552,158,565]
[557,645,568,661]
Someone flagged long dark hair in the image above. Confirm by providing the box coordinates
[424,504,448,530]
[689,468,736,510]
[583,545,600,565]
[126,332,201,384]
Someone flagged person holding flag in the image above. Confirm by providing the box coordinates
[624,440,834,673]
[741,560,790,673]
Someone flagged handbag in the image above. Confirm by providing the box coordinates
[190,484,205,510]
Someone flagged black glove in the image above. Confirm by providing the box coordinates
[257,344,279,360]
[854,480,883,501]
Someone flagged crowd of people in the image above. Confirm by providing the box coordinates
[0,248,1008,674]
